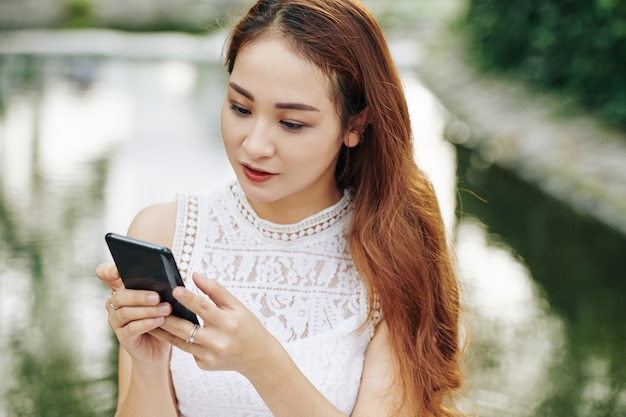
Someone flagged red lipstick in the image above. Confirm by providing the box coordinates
[243,164,275,183]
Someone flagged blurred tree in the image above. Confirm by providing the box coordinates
[462,0,626,129]
[0,0,233,33]
[62,0,95,28]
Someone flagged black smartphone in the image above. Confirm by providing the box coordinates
[105,232,199,325]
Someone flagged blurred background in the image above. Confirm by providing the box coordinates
[0,0,624,416]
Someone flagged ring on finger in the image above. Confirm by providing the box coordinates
[185,324,200,344]
[108,291,119,310]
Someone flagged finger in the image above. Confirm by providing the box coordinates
[156,316,205,346]
[109,288,162,311]
[153,321,233,372]
[170,285,215,323]
[149,327,172,343]
[107,302,171,328]
[155,317,225,359]
[96,262,124,291]
[191,273,238,310]
[118,316,166,342]
[150,326,198,349]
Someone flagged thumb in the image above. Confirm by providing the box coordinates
[96,262,125,291]
[192,273,237,310]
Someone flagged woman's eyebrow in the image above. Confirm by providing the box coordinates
[229,82,320,112]
[229,82,254,100]
[275,102,320,112]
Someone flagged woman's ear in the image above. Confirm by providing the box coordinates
[343,107,370,148]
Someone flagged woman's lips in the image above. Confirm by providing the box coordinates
[242,164,275,183]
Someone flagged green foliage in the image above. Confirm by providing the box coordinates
[462,0,626,129]
[101,19,214,34]
[5,338,113,417]
[62,0,95,28]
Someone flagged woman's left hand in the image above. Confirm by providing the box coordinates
[150,272,283,379]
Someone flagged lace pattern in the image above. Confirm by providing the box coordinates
[230,182,353,243]
[173,195,201,282]
[171,181,375,417]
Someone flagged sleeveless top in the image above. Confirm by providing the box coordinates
[169,181,377,417]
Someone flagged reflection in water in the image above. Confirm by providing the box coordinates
[0,51,232,417]
[456,145,626,417]
[0,55,116,416]
[0,41,624,417]
[457,219,566,416]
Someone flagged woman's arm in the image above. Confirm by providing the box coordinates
[251,319,411,417]
[114,346,177,417]
[351,320,412,417]
[98,202,180,417]
[154,275,411,417]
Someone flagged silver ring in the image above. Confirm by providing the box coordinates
[185,324,200,344]
[108,291,118,310]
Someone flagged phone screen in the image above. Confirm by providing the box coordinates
[105,233,199,324]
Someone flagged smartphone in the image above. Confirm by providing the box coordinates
[105,232,199,325]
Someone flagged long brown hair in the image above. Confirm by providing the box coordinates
[225,1,464,416]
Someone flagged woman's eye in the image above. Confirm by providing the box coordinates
[230,104,251,116]
[280,120,305,131]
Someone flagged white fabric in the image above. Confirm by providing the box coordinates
[170,181,374,417]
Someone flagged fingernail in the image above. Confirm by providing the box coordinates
[173,287,185,298]
[147,293,159,303]
[157,303,170,313]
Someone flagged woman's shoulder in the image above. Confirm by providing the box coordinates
[126,182,234,247]
[127,200,178,248]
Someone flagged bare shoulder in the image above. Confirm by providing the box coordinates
[352,319,413,417]
[126,201,179,248]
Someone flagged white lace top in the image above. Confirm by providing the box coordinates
[170,181,375,417]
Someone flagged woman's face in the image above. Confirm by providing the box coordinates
[220,35,358,223]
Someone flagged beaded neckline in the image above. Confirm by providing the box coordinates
[229,182,353,242]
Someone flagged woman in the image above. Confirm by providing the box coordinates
[97,1,465,416]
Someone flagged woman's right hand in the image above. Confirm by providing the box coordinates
[96,262,173,368]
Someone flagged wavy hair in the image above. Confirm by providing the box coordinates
[225,1,464,416]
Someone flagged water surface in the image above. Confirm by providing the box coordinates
[0,34,623,417]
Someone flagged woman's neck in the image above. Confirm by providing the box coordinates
[246,187,342,225]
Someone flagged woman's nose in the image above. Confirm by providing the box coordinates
[242,121,275,158]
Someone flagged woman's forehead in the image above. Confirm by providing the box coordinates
[230,36,336,107]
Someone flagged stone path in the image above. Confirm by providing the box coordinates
[401,26,626,236]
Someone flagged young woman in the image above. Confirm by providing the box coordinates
[96,1,465,416]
